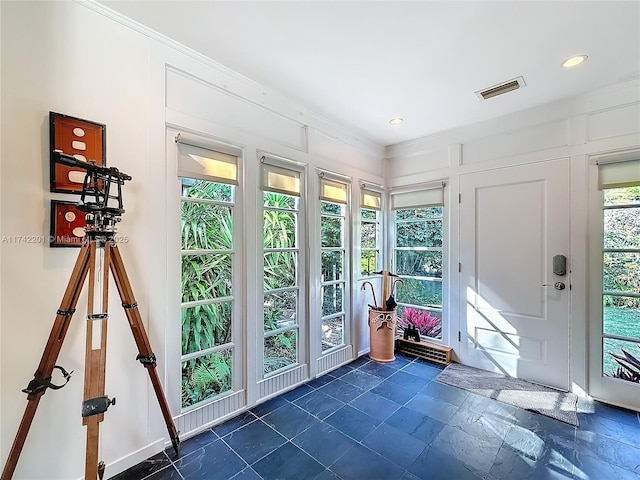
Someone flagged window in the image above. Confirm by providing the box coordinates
[178,136,239,409]
[391,184,444,340]
[360,187,382,277]
[598,156,640,383]
[261,160,303,375]
[320,174,349,352]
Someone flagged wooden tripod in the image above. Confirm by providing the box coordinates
[1,233,180,480]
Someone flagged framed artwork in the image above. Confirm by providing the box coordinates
[50,200,86,247]
[49,112,106,194]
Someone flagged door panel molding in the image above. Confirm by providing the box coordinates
[459,158,570,390]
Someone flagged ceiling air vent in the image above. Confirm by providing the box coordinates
[475,76,526,101]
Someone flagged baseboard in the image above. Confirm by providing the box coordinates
[98,438,165,480]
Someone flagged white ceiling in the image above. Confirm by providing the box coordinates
[101,1,640,147]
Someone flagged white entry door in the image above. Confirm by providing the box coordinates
[459,159,571,390]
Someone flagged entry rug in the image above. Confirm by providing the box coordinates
[436,362,579,426]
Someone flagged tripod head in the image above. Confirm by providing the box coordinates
[53,151,132,237]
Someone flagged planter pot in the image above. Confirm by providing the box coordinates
[368,309,396,362]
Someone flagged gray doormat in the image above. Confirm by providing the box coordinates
[436,362,579,426]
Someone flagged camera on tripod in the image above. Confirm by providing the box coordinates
[53,151,132,236]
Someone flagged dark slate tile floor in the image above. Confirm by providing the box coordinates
[111,354,640,480]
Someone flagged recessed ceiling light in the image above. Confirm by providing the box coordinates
[389,117,404,125]
[562,55,588,68]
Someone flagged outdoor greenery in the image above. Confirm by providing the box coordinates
[603,187,640,308]
[262,192,299,374]
[360,208,379,276]
[321,200,346,350]
[394,207,444,339]
[181,180,234,408]
[606,345,640,383]
[602,186,640,383]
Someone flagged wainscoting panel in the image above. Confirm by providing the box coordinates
[174,390,246,437]
[316,345,353,375]
[258,364,309,399]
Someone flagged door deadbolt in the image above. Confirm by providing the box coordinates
[543,282,566,290]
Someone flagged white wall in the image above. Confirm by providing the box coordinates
[0,1,384,479]
[385,79,640,399]
[2,1,638,478]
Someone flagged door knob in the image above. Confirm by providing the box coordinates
[542,282,565,290]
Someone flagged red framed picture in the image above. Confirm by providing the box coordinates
[50,200,86,247]
[49,112,106,194]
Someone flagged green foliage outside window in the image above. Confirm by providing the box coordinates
[181,180,234,408]
[394,206,443,340]
[360,208,379,276]
[263,192,299,374]
[321,201,346,350]
[602,186,640,382]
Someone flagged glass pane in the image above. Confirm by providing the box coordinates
[264,291,298,331]
[602,337,640,383]
[397,306,442,340]
[181,254,232,302]
[396,250,442,277]
[264,330,297,374]
[361,221,377,248]
[362,209,377,220]
[321,216,343,247]
[264,252,297,290]
[182,179,233,202]
[263,191,297,210]
[604,187,640,207]
[361,250,378,276]
[603,302,640,338]
[395,207,443,221]
[322,251,343,281]
[604,207,640,249]
[181,301,232,355]
[181,349,232,408]
[321,201,343,215]
[181,203,232,250]
[396,220,443,247]
[264,210,297,249]
[396,278,442,307]
[603,252,640,294]
[322,284,344,316]
[321,315,344,351]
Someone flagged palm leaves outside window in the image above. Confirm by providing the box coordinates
[181,180,234,408]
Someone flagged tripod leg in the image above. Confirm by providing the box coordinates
[83,241,110,480]
[1,244,92,480]
[108,242,180,454]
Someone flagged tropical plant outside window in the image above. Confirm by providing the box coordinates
[602,185,640,383]
[263,191,300,375]
[393,205,443,340]
[321,200,347,351]
[180,179,234,408]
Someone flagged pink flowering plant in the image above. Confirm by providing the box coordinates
[398,307,442,338]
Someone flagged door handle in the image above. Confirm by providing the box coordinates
[543,282,565,290]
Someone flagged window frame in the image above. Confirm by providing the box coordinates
[179,181,238,410]
[260,156,306,377]
[600,186,640,379]
[390,182,445,342]
[359,185,383,279]
[318,171,351,355]
[177,133,242,413]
